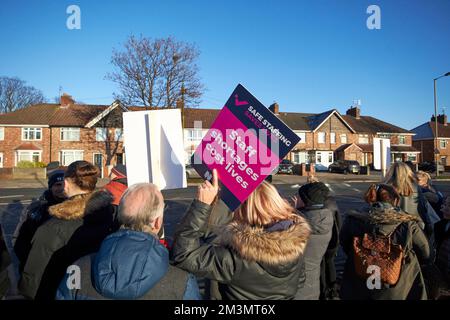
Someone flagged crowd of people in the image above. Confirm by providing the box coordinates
[0,160,449,300]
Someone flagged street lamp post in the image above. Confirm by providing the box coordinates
[434,72,450,177]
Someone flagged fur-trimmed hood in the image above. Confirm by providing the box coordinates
[49,190,113,221]
[348,203,421,225]
[218,215,311,266]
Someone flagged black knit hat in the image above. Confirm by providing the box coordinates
[298,182,330,206]
[48,170,65,189]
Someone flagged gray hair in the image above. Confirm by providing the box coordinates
[118,183,164,233]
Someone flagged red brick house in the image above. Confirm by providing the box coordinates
[0,94,128,177]
[411,114,450,166]
[0,95,420,174]
[183,104,420,169]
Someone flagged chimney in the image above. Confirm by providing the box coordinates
[269,102,279,114]
[437,114,448,126]
[60,93,75,106]
[346,106,361,119]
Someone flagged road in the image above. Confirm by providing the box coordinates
[1,177,450,297]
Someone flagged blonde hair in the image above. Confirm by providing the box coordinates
[307,174,319,184]
[384,162,417,197]
[233,181,297,226]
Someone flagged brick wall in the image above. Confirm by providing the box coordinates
[0,126,51,167]
[414,139,450,165]
[0,126,123,176]
[292,114,356,152]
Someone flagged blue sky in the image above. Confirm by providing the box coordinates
[0,0,449,130]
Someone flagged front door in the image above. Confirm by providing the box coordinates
[93,153,103,178]
[316,151,333,171]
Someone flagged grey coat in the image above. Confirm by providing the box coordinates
[295,205,334,300]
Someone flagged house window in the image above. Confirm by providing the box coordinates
[0,127,4,140]
[292,151,308,164]
[441,156,447,166]
[60,127,80,141]
[318,132,326,144]
[188,129,202,142]
[407,153,417,162]
[440,140,447,149]
[17,151,41,164]
[328,152,333,163]
[399,135,406,145]
[114,128,123,141]
[296,132,306,144]
[22,128,42,140]
[330,132,336,144]
[358,134,369,144]
[96,128,107,141]
[340,134,347,144]
[379,134,390,139]
[60,150,84,166]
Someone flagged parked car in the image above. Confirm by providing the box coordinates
[277,159,294,174]
[328,160,360,174]
[418,161,444,173]
[185,164,201,179]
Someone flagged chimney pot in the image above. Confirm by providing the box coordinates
[60,93,75,106]
[269,102,279,114]
[346,106,361,119]
[437,114,447,126]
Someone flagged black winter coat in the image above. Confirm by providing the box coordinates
[172,200,311,300]
[0,225,11,299]
[18,190,114,300]
[13,190,65,272]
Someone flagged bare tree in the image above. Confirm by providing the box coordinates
[0,76,46,113]
[106,35,204,108]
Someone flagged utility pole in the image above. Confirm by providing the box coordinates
[433,72,450,177]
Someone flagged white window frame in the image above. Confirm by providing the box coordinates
[399,135,406,145]
[407,153,417,162]
[96,128,107,141]
[93,153,104,178]
[22,127,42,141]
[187,129,203,142]
[330,132,336,144]
[440,139,447,149]
[296,131,306,144]
[60,127,80,141]
[358,134,369,144]
[340,134,347,144]
[114,128,123,141]
[15,150,42,165]
[318,132,326,144]
[60,150,84,166]
[0,127,4,140]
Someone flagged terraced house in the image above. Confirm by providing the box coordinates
[184,104,420,169]
[0,95,420,174]
[0,94,127,177]
[411,114,450,166]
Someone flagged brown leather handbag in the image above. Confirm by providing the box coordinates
[353,227,404,286]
